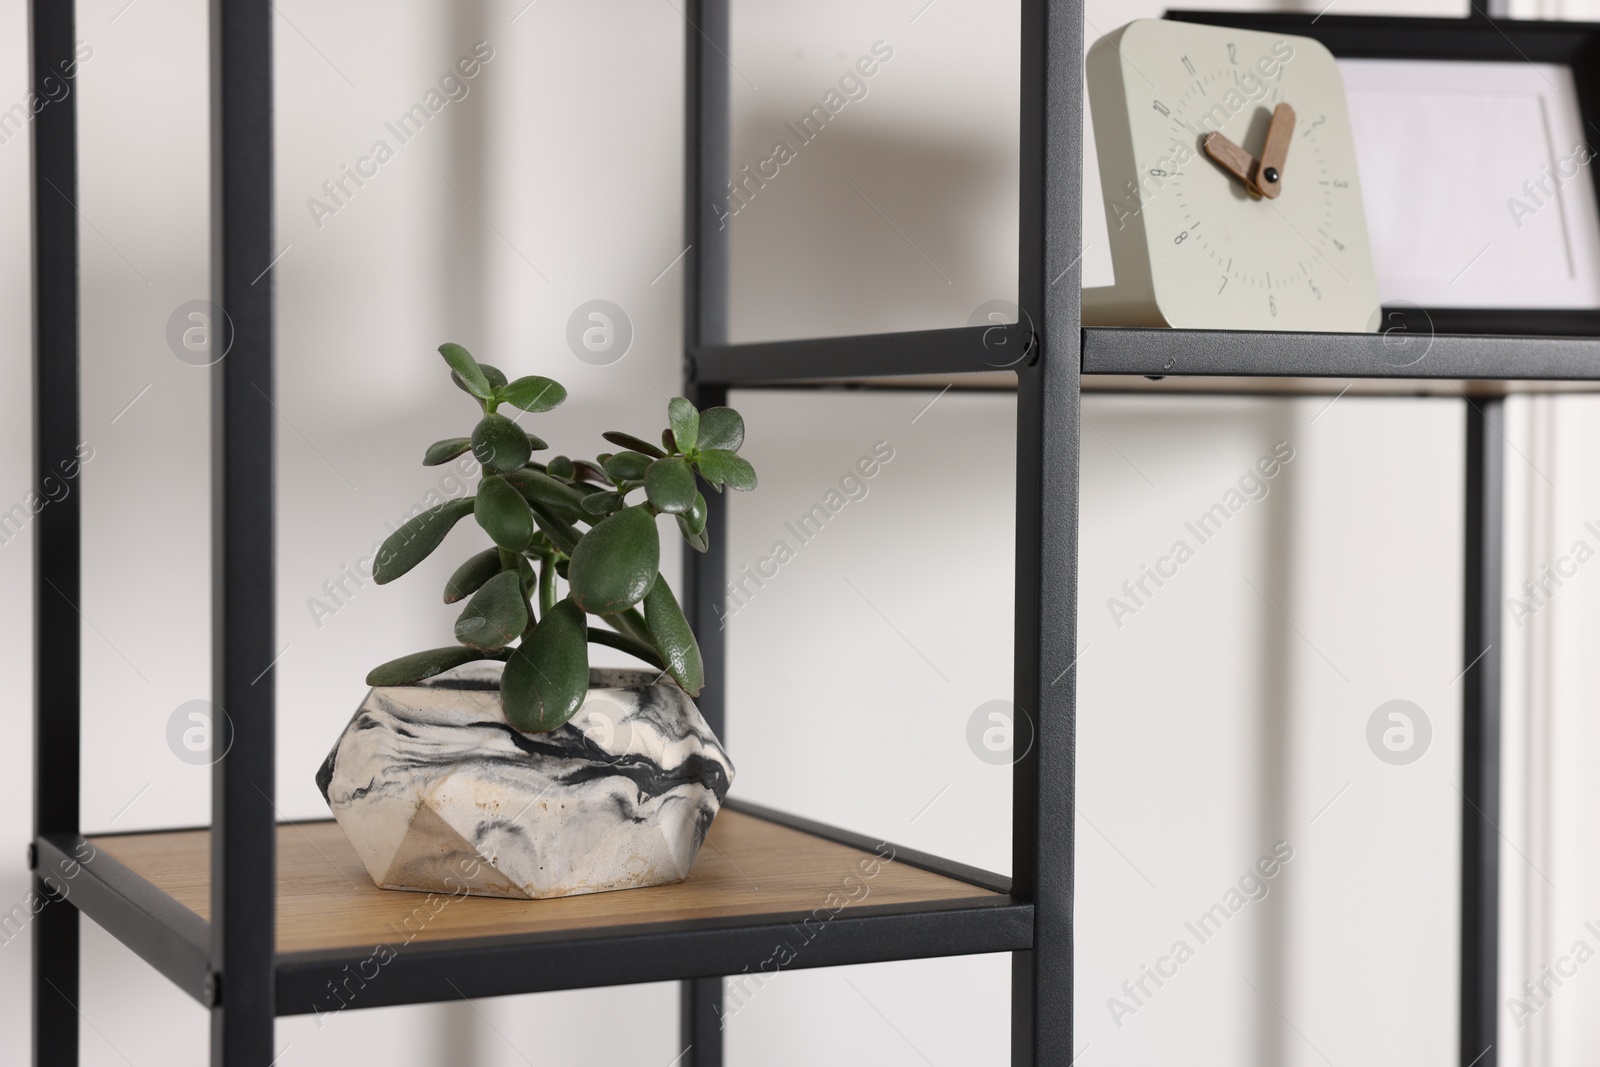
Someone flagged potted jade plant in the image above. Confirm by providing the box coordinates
[316,342,754,900]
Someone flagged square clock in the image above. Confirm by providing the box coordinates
[1084,19,1383,332]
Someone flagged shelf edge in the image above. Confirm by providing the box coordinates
[273,900,1033,1016]
[1082,326,1600,382]
[691,325,1030,386]
[37,833,211,1005]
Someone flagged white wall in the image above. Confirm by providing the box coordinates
[5,0,1596,1065]
[1500,395,1600,1067]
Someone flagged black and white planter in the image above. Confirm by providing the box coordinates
[316,662,734,900]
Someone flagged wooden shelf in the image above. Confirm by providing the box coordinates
[71,804,1029,1014]
[93,808,1002,955]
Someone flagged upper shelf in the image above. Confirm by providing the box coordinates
[690,325,1024,390]
[689,323,1600,395]
[1082,326,1600,395]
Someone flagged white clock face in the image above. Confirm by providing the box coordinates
[1089,20,1380,332]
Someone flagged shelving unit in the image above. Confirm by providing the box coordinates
[24,0,1590,1064]
[684,6,1589,1067]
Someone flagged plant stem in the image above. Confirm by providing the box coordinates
[600,608,653,648]
[586,627,664,669]
[539,554,556,615]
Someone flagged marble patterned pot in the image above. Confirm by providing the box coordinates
[316,662,734,900]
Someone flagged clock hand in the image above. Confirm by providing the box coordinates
[1252,103,1296,199]
[1202,131,1260,195]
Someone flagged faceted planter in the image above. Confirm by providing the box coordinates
[316,662,734,900]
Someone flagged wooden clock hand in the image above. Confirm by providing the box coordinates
[1253,103,1295,199]
[1202,131,1259,194]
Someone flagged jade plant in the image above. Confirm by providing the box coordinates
[365,342,756,732]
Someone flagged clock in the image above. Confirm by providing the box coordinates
[1083,19,1380,333]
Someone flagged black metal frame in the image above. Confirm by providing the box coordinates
[26,2,1595,1065]
[273,894,1029,1016]
[30,1,80,1061]
[1462,398,1504,1067]
[675,2,1084,1063]
[1084,326,1600,382]
[209,0,279,1057]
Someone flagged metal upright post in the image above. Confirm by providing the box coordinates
[681,0,730,1062]
[30,1,83,1062]
[1014,1,1083,1063]
[1463,49,1510,1067]
[1461,397,1503,1067]
[681,0,729,737]
[210,0,278,1061]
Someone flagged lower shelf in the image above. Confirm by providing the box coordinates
[52,803,1030,1015]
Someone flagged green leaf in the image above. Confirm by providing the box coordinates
[454,570,528,651]
[668,397,699,452]
[472,413,532,473]
[440,343,492,400]
[474,475,533,550]
[503,600,589,732]
[643,575,704,695]
[694,449,758,491]
[529,501,581,555]
[697,406,746,451]
[503,467,587,518]
[662,428,678,453]
[501,375,568,413]
[475,363,509,391]
[547,455,576,480]
[567,505,660,614]
[572,459,609,485]
[601,431,666,459]
[581,490,624,517]
[602,451,651,485]
[443,547,503,604]
[677,517,709,553]
[682,491,708,535]
[373,498,475,584]
[676,491,708,553]
[645,457,695,514]
[365,645,506,687]
[586,626,665,670]
[423,437,472,467]
[525,432,549,452]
